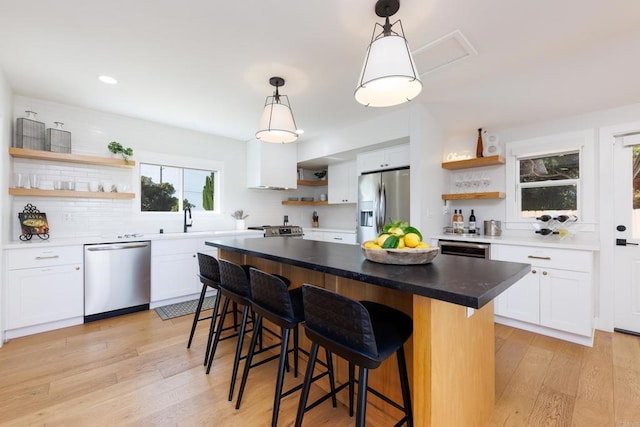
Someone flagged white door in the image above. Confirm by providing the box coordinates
[613,127,640,335]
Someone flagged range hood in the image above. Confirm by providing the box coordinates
[246,139,298,190]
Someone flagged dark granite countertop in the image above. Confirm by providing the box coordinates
[205,237,531,309]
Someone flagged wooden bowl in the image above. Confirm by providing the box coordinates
[361,244,440,265]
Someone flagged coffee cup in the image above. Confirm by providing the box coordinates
[101,181,113,192]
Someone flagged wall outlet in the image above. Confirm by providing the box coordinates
[442,205,450,215]
[63,213,73,222]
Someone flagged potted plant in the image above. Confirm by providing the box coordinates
[108,141,134,163]
[314,170,327,181]
[231,209,249,230]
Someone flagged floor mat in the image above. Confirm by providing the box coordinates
[155,294,217,320]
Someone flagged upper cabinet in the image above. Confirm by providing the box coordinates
[357,144,410,174]
[328,161,357,204]
[246,139,297,189]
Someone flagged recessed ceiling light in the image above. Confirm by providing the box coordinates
[98,75,118,85]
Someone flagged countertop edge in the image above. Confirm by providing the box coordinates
[206,238,531,309]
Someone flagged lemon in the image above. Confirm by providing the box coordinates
[369,244,382,250]
[388,227,404,236]
[404,233,420,248]
[363,241,377,249]
[397,237,405,249]
[416,242,430,248]
[377,233,390,246]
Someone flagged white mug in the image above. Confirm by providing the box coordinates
[101,181,113,192]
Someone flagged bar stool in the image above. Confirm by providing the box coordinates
[205,260,290,401]
[235,269,337,427]
[295,284,413,427]
[187,253,221,364]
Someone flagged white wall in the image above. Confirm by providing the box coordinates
[7,96,309,240]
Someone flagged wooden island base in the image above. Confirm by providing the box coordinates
[219,249,495,426]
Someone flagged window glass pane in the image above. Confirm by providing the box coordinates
[183,168,215,211]
[521,184,577,218]
[519,152,579,183]
[140,164,180,212]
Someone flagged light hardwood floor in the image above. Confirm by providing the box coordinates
[0,310,638,426]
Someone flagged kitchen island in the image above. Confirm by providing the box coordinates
[205,237,530,426]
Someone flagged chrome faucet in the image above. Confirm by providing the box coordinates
[184,207,192,233]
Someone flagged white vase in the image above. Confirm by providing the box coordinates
[235,219,246,230]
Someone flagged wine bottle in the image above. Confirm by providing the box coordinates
[554,215,577,223]
[476,128,484,158]
[452,209,458,232]
[536,228,558,236]
[536,215,552,222]
[457,209,464,234]
[468,209,476,233]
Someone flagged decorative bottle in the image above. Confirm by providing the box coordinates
[468,209,476,234]
[476,128,484,158]
[457,209,464,234]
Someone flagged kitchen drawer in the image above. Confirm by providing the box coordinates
[323,232,357,245]
[152,238,197,256]
[493,245,592,272]
[7,245,83,270]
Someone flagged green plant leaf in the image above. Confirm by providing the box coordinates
[403,226,423,241]
[382,235,400,249]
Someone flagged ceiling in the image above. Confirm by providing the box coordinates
[1,0,640,146]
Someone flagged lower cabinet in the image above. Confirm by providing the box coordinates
[492,244,594,345]
[151,238,217,305]
[303,229,357,245]
[5,245,84,335]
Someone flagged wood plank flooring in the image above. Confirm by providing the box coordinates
[0,310,638,426]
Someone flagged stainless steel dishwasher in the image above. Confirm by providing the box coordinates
[84,241,151,322]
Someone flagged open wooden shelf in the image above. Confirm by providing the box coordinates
[297,179,327,186]
[9,188,135,199]
[441,155,504,170]
[441,192,505,200]
[281,200,329,206]
[9,147,135,168]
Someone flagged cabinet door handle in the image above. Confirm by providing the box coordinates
[35,255,60,260]
[542,271,548,275]
[333,237,343,240]
[76,267,80,271]
[531,269,537,274]
[528,255,551,260]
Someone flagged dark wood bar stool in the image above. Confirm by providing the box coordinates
[205,260,291,401]
[187,253,242,365]
[235,269,337,427]
[295,284,414,427]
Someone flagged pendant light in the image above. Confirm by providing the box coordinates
[256,77,298,143]
[355,0,422,107]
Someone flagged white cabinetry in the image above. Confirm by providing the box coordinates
[303,229,357,245]
[5,245,84,338]
[328,161,357,204]
[492,244,594,345]
[357,144,410,174]
[246,139,297,189]
[151,238,217,307]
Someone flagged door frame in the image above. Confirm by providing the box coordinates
[598,121,640,331]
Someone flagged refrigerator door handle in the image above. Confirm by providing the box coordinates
[375,184,382,233]
[380,182,387,227]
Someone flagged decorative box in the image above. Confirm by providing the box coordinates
[45,122,71,153]
[15,111,45,150]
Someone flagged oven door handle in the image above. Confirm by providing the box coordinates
[440,241,491,250]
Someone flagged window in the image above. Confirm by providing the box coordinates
[140,163,217,212]
[505,130,595,228]
[517,151,579,218]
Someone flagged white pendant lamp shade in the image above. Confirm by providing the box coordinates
[355,34,422,107]
[355,0,422,107]
[255,77,298,143]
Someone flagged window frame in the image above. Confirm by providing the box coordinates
[505,130,595,230]
[134,150,223,216]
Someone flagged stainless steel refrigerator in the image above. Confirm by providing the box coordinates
[357,167,410,243]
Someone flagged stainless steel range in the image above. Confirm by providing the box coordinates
[249,225,303,237]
